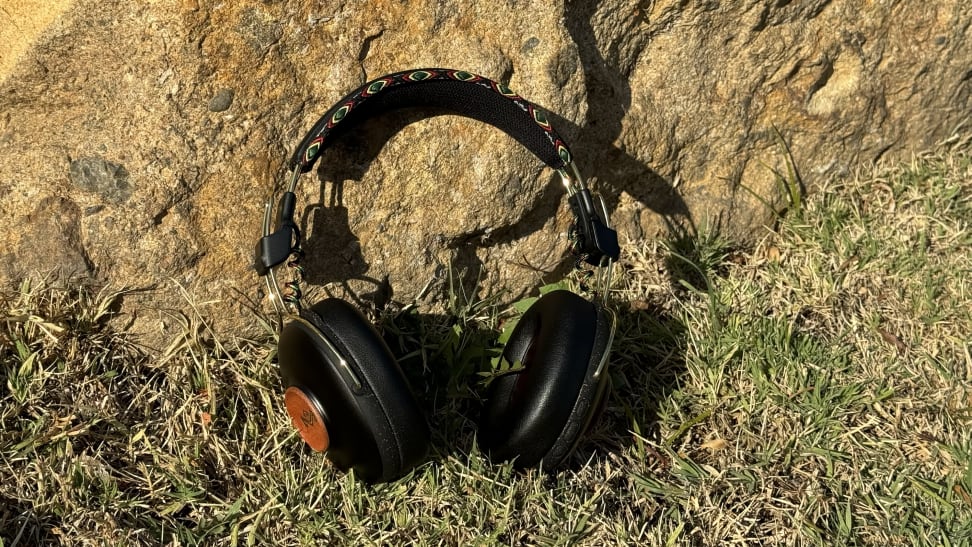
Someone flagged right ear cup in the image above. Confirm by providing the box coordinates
[277,298,429,482]
[478,290,614,468]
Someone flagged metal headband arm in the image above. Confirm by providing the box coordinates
[254,166,302,275]
[559,163,620,266]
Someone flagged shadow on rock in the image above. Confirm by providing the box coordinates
[297,108,578,304]
[560,0,696,242]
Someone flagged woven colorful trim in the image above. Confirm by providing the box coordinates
[296,68,572,170]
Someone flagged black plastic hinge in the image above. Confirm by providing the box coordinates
[254,192,300,276]
[569,189,620,265]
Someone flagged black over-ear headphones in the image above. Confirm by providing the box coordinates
[255,69,621,482]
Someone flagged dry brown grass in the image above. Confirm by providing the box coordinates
[2,140,971,545]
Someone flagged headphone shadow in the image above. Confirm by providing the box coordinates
[0,494,56,545]
[293,10,704,473]
[562,302,688,475]
[369,293,689,477]
[297,109,580,307]
[556,0,697,245]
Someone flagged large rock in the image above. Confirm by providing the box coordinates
[1,0,969,343]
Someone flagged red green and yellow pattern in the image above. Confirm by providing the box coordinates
[295,68,573,171]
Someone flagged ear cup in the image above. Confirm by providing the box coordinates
[478,290,614,468]
[277,298,429,482]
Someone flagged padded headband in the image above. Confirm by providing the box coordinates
[290,69,572,173]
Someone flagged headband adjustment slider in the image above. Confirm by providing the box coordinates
[254,191,300,276]
[569,189,620,264]
[560,165,620,265]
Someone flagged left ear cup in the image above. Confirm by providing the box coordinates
[478,290,614,468]
[277,298,429,482]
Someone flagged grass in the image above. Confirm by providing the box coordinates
[2,141,972,545]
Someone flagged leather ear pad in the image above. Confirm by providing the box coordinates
[277,298,429,482]
[478,290,614,468]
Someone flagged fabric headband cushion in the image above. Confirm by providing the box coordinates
[290,68,573,173]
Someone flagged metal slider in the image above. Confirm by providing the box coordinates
[558,162,617,303]
[592,307,617,379]
[262,198,288,322]
[261,168,304,320]
[558,162,590,199]
[286,166,301,194]
[292,316,363,392]
[597,255,615,306]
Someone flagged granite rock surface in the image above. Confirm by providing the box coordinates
[1,0,968,342]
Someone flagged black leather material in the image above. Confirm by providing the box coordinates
[540,308,614,466]
[478,290,612,467]
[285,298,429,482]
[278,319,384,477]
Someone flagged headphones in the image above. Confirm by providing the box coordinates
[254,69,621,482]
